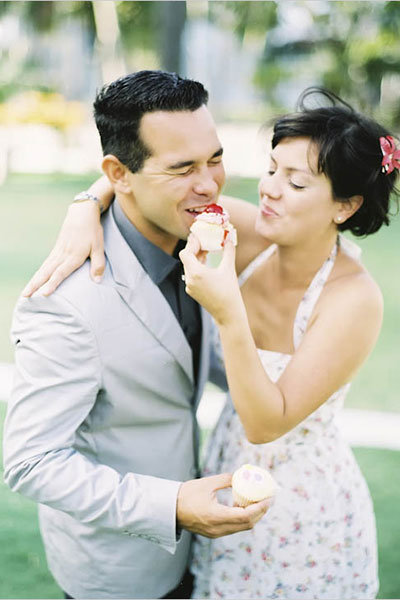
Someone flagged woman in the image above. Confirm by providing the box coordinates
[24,89,398,598]
[180,91,398,599]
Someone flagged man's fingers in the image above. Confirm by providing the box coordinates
[242,498,271,522]
[177,474,273,538]
[208,501,269,536]
[209,472,233,491]
[217,496,271,521]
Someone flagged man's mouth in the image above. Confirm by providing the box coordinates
[186,206,208,213]
[185,206,212,217]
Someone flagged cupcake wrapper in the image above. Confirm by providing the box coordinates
[232,487,278,507]
[232,490,256,508]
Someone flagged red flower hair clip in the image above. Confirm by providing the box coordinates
[380,135,400,174]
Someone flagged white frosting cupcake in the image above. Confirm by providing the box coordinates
[232,464,278,507]
[190,204,237,252]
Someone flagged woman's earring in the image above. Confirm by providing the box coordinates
[335,216,343,223]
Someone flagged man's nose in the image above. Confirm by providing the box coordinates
[193,166,220,197]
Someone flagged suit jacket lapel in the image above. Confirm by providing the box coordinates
[103,209,194,385]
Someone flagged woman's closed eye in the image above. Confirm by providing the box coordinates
[289,180,306,190]
[267,169,306,190]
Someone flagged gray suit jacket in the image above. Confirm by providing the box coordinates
[3,208,221,599]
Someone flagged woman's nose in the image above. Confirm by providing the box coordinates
[259,173,282,199]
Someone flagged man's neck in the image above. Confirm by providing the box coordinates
[116,194,179,255]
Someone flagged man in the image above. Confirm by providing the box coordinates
[3,71,268,599]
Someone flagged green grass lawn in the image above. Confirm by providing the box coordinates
[0,403,399,598]
[1,173,399,411]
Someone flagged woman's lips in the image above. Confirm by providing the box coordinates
[260,204,279,217]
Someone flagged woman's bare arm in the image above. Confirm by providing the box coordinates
[180,238,383,444]
[22,186,261,297]
[23,176,114,296]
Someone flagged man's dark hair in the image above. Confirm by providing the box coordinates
[271,87,399,236]
[93,70,209,173]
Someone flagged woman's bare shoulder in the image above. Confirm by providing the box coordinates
[220,194,273,274]
[321,253,383,324]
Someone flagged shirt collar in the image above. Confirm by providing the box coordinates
[112,200,185,284]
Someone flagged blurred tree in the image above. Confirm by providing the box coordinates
[254,1,400,124]
[0,1,98,100]
[0,0,188,100]
[208,1,280,112]
[209,1,277,44]
[159,1,186,72]
[92,1,126,82]
[313,2,400,108]
[2,1,399,124]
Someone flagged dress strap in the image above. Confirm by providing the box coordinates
[238,244,277,288]
[293,238,339,350]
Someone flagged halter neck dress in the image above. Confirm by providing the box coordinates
[191,237,378,600]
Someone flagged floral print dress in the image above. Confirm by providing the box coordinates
[191,238,378,600]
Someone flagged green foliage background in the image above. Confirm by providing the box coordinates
[1,2,400,125]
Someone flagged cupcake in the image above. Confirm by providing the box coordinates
[190,203,237,252]
[232,464,278,507]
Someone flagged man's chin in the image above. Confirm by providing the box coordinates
[178,226,190,242]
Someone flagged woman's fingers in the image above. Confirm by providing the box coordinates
[32,256,84,296]
[187,232,201,253]
[179,236,201,271]
[22,199,105,297]
[220,239,236,269]
[180,234,208,268]
[89,231,106,282]
[22,255,59,297]
[39,262,75,296]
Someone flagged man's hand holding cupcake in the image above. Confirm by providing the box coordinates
[176,473,270,538]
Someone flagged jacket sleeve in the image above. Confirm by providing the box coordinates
[3,293,181,554]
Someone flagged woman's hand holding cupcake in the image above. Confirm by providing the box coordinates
[179,234,245,327]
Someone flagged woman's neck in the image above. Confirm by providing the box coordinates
[274,230,338,290]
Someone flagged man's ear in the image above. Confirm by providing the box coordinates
[102,155,131,194]
[334,195,363,225]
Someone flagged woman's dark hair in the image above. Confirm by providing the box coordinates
[93,70,209,173]
[271,87,399,236]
